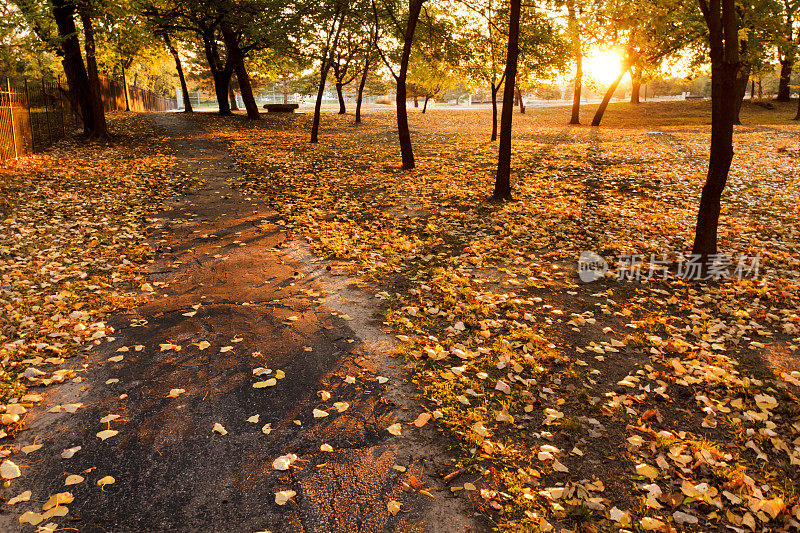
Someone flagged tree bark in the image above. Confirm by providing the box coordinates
[229,86,239,110]
[395,0,425,170]
[692,0,739,263]
[794,92,800,120]
[493,0,520,200]
[121,61,131,111]
[311,7,344,143]
[777,59,793,101]
[77,3,107,137]
[491,82,500,141]
[591,64,631,126]
[201,29,232,116]
[164,34,192,113]
[336,81,346,114]
[630,67,641,104]
[51,0,94,135]
[222,23,259,119]
[422,95,429,113]
[355,58,369,124]
[732,62,749,124]
[516,86,525,113]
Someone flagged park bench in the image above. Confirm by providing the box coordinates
[263,103,299,112]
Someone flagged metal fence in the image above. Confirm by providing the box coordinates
[1,75,177,161]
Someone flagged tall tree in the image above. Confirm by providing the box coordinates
[162,32,193,112]
[51,0,96,134]
[310,1,345,143]
[691,0,740,262]
[493,0,520,199]
[373,0,427,169]
[566,0,583,124]
[77,0,108,137]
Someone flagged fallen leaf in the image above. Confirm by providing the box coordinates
[275,490,296,505]
[387,500,401,516]
[7,490,31,505]
[387,423,402,436]
[1,460,21,479]
[64,475,84,486]
[21,444,42,454]
[96,430,119,441]
[61,446,81,459]
[212,423,228,435]
[412,412,432,428]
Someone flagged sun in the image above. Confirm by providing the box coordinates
[583,50,623,86]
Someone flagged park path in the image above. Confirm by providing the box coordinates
[0,113,478,533]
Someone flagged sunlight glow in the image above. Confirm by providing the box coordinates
[583,50,623,86]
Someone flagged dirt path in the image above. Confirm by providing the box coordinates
[0,114,480,533]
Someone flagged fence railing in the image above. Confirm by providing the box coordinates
[1,75,177,161]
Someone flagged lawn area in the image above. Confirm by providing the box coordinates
[194,99,800,531]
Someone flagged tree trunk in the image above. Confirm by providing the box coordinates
[567,0,582,125]
[311,8,344,143]
[751,79,755,99]
[691,0,739,263]
[201,30,231,116]
[422,95,429,113]
[777,59,792,101]
[516,86,525,113]
[591,65,630,126]
[630,68,641,104]
[164,35,192,113]
[493,0,520,200]
[491,83,499,141]
[396,0,425,170]
[732,62,749,125]
[336,81,346,114]
[51,0,94,135]
[222,23,259,119]
[121,62,131,112]
[794,92,800,120]
[229,86,239,110]
[77,4,107,137]
[355,59,369,124]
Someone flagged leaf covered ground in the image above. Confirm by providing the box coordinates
[194,100,800,532]
[0,114,183,446]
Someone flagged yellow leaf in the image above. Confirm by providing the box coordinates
[275,490,296,505]
[7,490,31,506]
[387,423,402,436]
[96,430,119,441]
[635,463,659,480]
[320,443,334,452]
[212,423,227,435]
[19,511,44,525]
[97,476,115,487]
[313,408,329,418]
[64,475,84,486]
[387,500,401,516]
[195,341,211,350]
[167,388,185,398]
[247,415,260,423]
[253,379,277,388]
[220,346,233,353]
[1,460,21,479]
[412,412,432,428]
[21,444,42,454]
[43,492,73,510]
